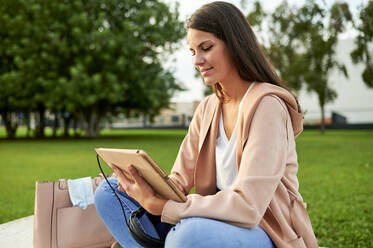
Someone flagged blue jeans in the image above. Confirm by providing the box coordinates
[94,178,275,248]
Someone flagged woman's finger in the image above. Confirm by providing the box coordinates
[111,164,134,185]
[128,165,146,186]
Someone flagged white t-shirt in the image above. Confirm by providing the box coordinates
[215,82,255,190]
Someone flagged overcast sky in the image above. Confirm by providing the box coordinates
[163,0,373,123]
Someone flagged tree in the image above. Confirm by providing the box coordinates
[246,0,267,41]
[295,1,352,134]
[0,0,31,139]
[0,0,185,138]
[246,1,353,133]
[246,1,306,93]
[265,1,306,92]
[61,0,184,137]
[350,1,373,88]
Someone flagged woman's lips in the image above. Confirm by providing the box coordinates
[200,67,213,77]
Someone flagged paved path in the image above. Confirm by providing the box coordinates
[0,215,33,248]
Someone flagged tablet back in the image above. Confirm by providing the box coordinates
[95,148,186,202]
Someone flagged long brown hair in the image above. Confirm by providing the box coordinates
[187,1,301,112]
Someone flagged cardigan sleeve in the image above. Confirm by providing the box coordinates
[167,98,205,195]
[161,95,289,227]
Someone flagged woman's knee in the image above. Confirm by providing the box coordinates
[94,178,118,211]
[165,217,275,248]
[165,217,206,248]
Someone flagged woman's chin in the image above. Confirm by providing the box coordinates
[203,78,217,87]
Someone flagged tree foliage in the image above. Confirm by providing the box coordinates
[0,0,31,138]
[246,1,352,134]
[266,1,305,92]
[0,0,184,138]
[350,0,373,88]
[295,1,352,133]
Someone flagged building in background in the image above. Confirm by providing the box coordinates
[111,101,200,129]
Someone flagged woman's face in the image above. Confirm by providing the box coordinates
[187,28,236,86]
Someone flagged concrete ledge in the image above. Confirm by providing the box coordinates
[0,215,328,248]
[0,215,33,248]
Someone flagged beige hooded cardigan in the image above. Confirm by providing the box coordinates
[161,82,318,248]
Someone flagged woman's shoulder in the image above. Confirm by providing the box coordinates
[258,94,289,114]
[244,94,289,127]
[243,85,303,137]
[242,82,296,115]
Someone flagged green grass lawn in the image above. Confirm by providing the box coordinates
[0,128,372,247]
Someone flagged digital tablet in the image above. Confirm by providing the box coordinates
[95,148,187,203]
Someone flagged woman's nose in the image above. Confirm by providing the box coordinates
[194,53,205,66]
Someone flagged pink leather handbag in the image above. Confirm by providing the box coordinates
[33,174,116,248]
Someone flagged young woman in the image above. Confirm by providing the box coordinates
[94,2,318,247]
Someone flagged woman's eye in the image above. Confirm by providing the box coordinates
[202,45,213,51]
[189,45,212,56]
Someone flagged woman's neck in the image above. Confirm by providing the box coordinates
[219,77,251,104]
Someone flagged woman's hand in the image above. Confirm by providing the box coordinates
[110,164,167,216]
